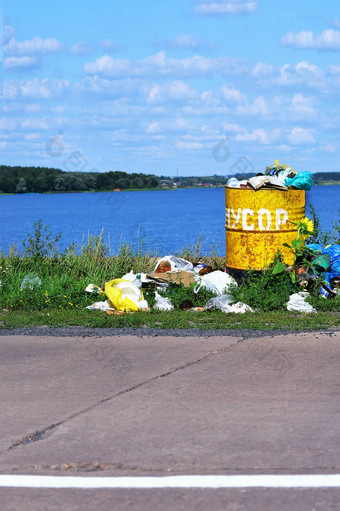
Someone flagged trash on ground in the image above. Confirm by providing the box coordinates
[286,292,317,313]
[153,291,174,311]
[104,279,148,312]
[306,243,340,297]
[179,299,194,310]
[86,299,115,312]
[205,294,233,309]
[205,295,253,313]
[147,270,196,287]
[120,271,151,284]
[193,262,213,275]
[194,270,237,295]
[154,256,193,273]
[85,284,104,294]
[21,273,41,290]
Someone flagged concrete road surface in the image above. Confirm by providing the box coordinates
[0,331,339,510]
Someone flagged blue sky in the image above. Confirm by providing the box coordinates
[2,0,340,176]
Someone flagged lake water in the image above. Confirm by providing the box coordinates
[0,186,339,255]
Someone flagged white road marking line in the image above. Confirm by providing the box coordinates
[0,474,340,489]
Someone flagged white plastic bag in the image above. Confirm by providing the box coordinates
[286,292,317,313]
[224,302,253,314]
[86,299,115,311]
[153,291,174,311]
[205,295,233,309]
[154,256,193,273]
[21,273,41,290]
[121,271,150,284]
[195,270,237,296]
[205,295,253,313]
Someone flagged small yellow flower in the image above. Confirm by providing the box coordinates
[297,217,314,240]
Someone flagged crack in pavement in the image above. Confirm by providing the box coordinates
[1,339,246,456]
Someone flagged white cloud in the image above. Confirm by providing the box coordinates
[165,34,201,50]
[281,29,340,51]
[4,36,64,56]
[328,17,340,29]
[175,140,204,150]
[236,96,268,116]
[146,81,198,104]
[69,41,95,56]
[221,122,243,134]
[221,85,245,103]
[252,62,274,76]
[145,117,195,134]
[4,56,40,70]
[3,25,16,45]
[254,60,325,89]
[234,128,275,144]
[194,1,258,15]
[83,52,239,78]
[100,40,117,52]
[289,94,315,118]
[20,118,50,130]
[3,102,41,114]
[6,79,70,100]
[288,127,315,145]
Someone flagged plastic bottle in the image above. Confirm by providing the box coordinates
[133,274,142,289]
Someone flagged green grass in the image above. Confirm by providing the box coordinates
[1,220,340,332]
[1,308,339,331]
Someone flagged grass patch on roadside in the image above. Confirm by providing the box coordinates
[1,219,340,332]
[0,309,339,331]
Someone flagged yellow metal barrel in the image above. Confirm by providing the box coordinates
[225,186,305,272]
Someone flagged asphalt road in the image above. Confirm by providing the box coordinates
[0,330,339,510]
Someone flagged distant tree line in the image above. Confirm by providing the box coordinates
[0,166,160,194]
[1,166,339,194]
[312,172,340,184]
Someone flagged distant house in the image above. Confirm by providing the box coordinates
[113,188,121,192]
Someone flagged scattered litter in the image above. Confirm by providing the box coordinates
[85,284,104,294]
[205,294,233,309]
[286,292,317,313]
[21,273,41,290]
[121,272,150,284]
[104,279,148,312]
[205,295,253,313]
[153,291,174,311]
[147,270,196,287]
[195,270,237,295]
[154,256,193,273]
[86,299,114,312]
[193,262,213,275]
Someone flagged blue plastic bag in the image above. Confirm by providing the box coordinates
[323,245,340,273]
[285,171,314,190]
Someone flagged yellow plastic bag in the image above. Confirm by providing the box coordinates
[104,279,144,312]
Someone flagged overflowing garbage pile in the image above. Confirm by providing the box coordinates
[227,159,313,191]
[296,243,340,298]
[86,255,253,315]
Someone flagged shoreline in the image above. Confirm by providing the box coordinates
[1,182,340,196]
